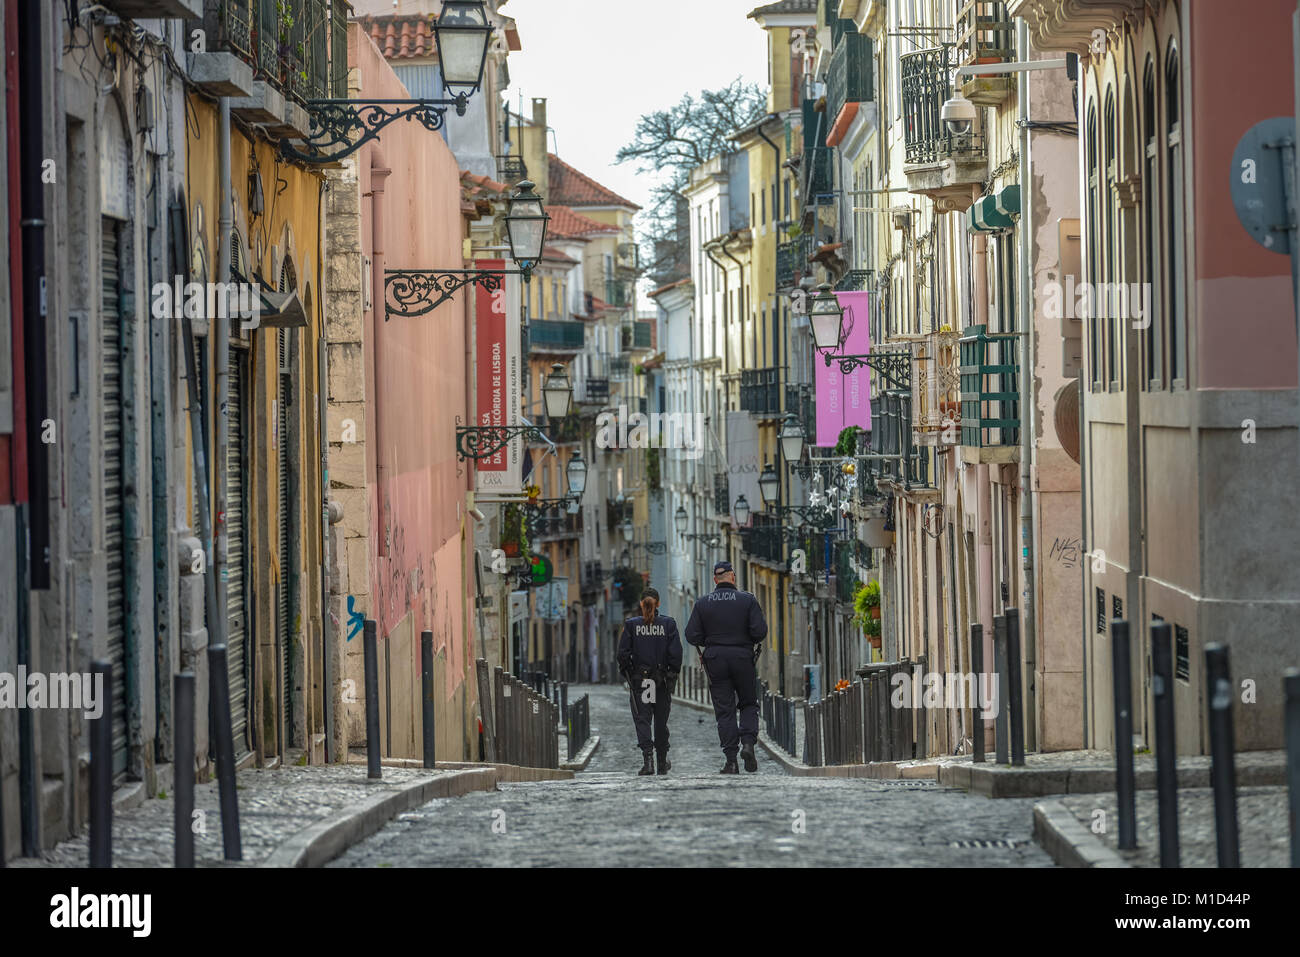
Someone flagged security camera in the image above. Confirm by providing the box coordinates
[940,92,976,136]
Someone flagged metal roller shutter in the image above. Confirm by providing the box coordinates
[226,346,250,755]
[102,219,129,779]
[277,329,293,750]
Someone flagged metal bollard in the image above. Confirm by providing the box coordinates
[1286,668,1300,869]
[493,667,505,764]
[207,644,243,860]
[915,655,928,760]
[1111,620,1137,850]
[1005,609,1024,766]
[89,659,112,868]
[421,631,435,769]
[1150,622,1180,867]
[1205,644,1240,867]
[174,671,196,868]
[993,619,1009,764]
[971,623,985,763]
[363,620,382,779]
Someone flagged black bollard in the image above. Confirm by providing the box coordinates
[493,666,505,765]
[1005,609,1024,766]
[363,620,381,779]
[1205,644,1240,867]
[1151,622,1180,867]
[971,623,985,763]
[994,618,1009,765]
[89,659,112,868]
[1284,669,1300,869]
[207,644,242,860]
[1110,620,1137,850]
[174,671,196,868]
[421,631,435,769]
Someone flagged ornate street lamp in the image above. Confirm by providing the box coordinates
[809,284,845,353]
[674,505,688,535]
[434,1,495,99]
[280,2,494,165]
[620,548,631,568]
[566,451,587,496]
[733,494,751,526]
[622,518,635,543]
[543,363,573,421]
[758,461,780,507]
[780,413,806,464]
[387,180,550,319]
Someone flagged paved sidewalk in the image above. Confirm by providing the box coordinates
[1057,785,1292,867]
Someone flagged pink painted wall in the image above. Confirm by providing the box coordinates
[1192,0,1297,389]
[352,27,474,710]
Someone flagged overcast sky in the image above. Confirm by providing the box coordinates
[504,0,770,211]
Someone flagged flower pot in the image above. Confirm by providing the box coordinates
[501,541,521,558]
[870,606,881,620]
[869,635,882,649]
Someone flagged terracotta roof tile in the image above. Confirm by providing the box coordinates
[546,205,620,240]
[547,154,641,211]
[748,0,818,18]
[359,14,438,61]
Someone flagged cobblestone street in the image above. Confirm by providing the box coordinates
[330,684,1054,867]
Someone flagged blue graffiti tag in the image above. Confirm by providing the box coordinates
[346,595,364,641]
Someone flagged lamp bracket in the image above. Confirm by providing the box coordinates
[385,268,531,319]
[278,98,467,166]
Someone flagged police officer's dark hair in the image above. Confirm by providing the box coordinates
[640,587,659,623]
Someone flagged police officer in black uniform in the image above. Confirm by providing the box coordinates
[617,588,682,775]
[684,561,768,773]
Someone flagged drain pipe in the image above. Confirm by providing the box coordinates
[213,98,232,653]
[1016,19,1038,752]
[719,233,748,366]
[368,151,391,557]
[972,184,994,753]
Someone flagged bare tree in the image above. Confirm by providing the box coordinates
[617,78,768,285]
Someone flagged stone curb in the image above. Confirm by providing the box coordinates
[345,754,574,782]
[560,735,601,771]
[1032,799,1131,868]
[263,767,499,868]
[939,755,1288,798]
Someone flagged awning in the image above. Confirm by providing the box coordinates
[969,184,1020,233]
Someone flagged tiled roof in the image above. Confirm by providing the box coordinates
[461,170,509,217]
[748,0,819,17]
[360,14,438,60]
[648,277,692,298]
[541,246,578,265]
[546,205,620,240]
[548,154,641,211]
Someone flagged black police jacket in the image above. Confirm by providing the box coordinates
[684,582,768,658]
[617,614,683,678]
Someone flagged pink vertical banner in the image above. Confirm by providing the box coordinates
[815,291,872,447]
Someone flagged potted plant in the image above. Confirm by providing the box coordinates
[853,580,883,649]
[501,503,528,559]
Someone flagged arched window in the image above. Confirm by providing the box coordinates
[1104,91,1118,388]
[1143,61,1161,389]
[1164,43,1186,385]
[1086,104,1099,390]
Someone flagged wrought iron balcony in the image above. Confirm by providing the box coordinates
[528,319,585,352]
[834,540,858,604]
[739,367,782,416]
[200,0,346,102]
[901,47,986,166]
[959,324,1020,451]
[835,269,874,292]
[713,473,729,516]
[912,331,962,447]
[496,154,528,185]
[777,241,798,291]
[826,29,874,129]
[741,516,785,564]
[610,355,632,380]
[578,377,609,404]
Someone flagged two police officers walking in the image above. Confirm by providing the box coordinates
[617,588,682,775]
[685,561,768,774]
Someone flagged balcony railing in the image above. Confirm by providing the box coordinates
[714,473,729,516]
[203,0,345,101]
[496,154,528,184]
[959,324,1020,449]
[806,146,834,200]
[739,367,781,416]
[834,541,858,604]
[912,331,962,446]
[835,269,874,292]
[621,320,652,351]
[901,47,986,166]
[529,319,585,351]
[605,278,632,309]
[742,516,784,564]
[955,1,1015,70]
[578,377,609,404]
[777,241,798,290]
[826,29,874,128]
[610,355,632,379]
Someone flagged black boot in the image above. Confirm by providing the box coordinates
[656,752,671,775]
[741,741,758,773]
[720,757,739,774]
[638,752,654,776]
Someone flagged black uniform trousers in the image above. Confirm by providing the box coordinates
[628,675,672,756]
[704,652,759,757]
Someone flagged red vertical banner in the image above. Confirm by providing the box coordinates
[473,260,522,493]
